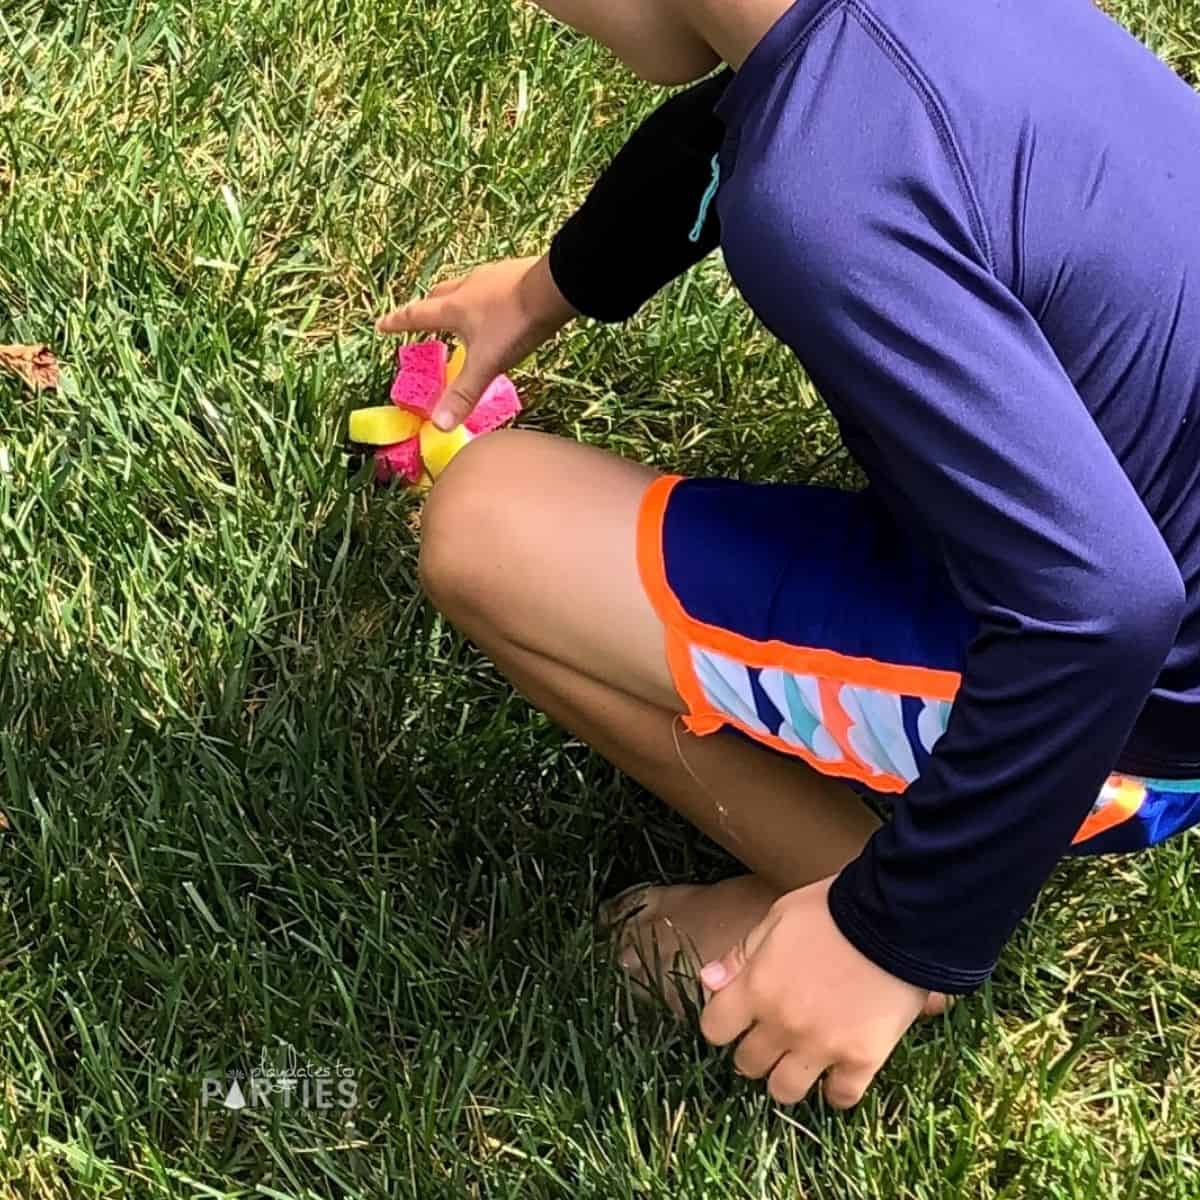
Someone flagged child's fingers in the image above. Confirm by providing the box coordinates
[375,296,458,335]
[821,1062,875,1111]
[697,970,754,1048]
[427,276,465,299]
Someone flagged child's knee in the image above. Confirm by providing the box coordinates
[418,429,530,618]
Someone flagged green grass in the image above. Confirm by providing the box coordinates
[1,1,1199,1196]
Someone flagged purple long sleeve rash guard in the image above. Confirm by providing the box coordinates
[551,0,1200,993]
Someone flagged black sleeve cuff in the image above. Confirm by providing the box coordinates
[827,865,995,996]
[548,70,732,323]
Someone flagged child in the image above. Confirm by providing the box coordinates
[377,0,1200,1108]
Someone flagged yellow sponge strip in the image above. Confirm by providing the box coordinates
[348,407,423,445]
[420,422,472,480]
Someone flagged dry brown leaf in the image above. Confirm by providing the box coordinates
[0,343,60,391]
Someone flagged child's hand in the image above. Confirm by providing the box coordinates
[376,255,577,431]
[699,877,929,1109]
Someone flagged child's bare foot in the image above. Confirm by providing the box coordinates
[602,875,777,1017]
[600,875,951,1019]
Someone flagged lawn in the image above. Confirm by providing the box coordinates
[2,1,1199,1196]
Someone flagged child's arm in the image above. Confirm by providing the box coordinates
[548,69,731,321]
[378,71,730,426]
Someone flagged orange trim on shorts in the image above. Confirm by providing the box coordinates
[636,475,955,795]
[1071,775,1147,846]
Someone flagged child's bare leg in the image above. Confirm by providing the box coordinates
[440,624,878,1010]
[419,431,940,1012]
[421,432,878,870]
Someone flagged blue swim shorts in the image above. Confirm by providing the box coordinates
[637,475,1200,856]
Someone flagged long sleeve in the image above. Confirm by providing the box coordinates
[548,71,730,323]
[719,54,1186,993]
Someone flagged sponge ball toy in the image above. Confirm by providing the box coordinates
[349,341,522,486]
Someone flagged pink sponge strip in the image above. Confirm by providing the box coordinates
[465,375,522,435]
[374,438,424,485]
[389,341,447,418]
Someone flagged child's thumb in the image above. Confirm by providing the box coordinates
[700,909,774,993]
[700,941,750,993]
[432,363,491,431]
